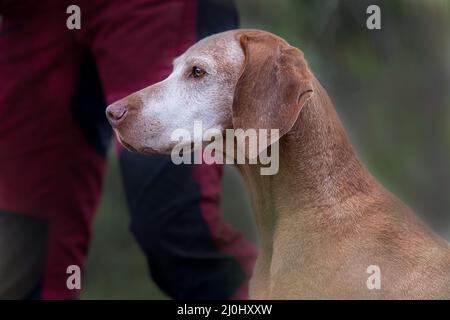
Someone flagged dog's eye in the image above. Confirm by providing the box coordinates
[191,66,207,78]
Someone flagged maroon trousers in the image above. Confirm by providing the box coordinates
[0,0,256,299]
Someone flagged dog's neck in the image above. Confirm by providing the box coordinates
[234,76,450,299]
[236,78,381,289]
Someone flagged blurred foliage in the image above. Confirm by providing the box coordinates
[82,0,450,299]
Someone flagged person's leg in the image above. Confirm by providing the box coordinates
[0,211,47,299]
[119,155,256,299]
[90,0,257,299]
[0,2,108,299]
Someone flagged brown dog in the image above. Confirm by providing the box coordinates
[106,29,450,299]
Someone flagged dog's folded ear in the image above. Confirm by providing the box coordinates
[232,31,314,159]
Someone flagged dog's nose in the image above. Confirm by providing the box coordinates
[106,103,128,125]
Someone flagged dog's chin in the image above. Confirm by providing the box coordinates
[119,139,140,153]
[140,146,171,155]
[120,139,173,156]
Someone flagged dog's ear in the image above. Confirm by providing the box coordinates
[232,31,314,159]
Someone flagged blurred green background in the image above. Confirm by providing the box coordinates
[82,0,450,299]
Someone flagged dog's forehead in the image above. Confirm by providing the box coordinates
[175,31,243,68]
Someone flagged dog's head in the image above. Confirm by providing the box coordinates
[106,29,314,155]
